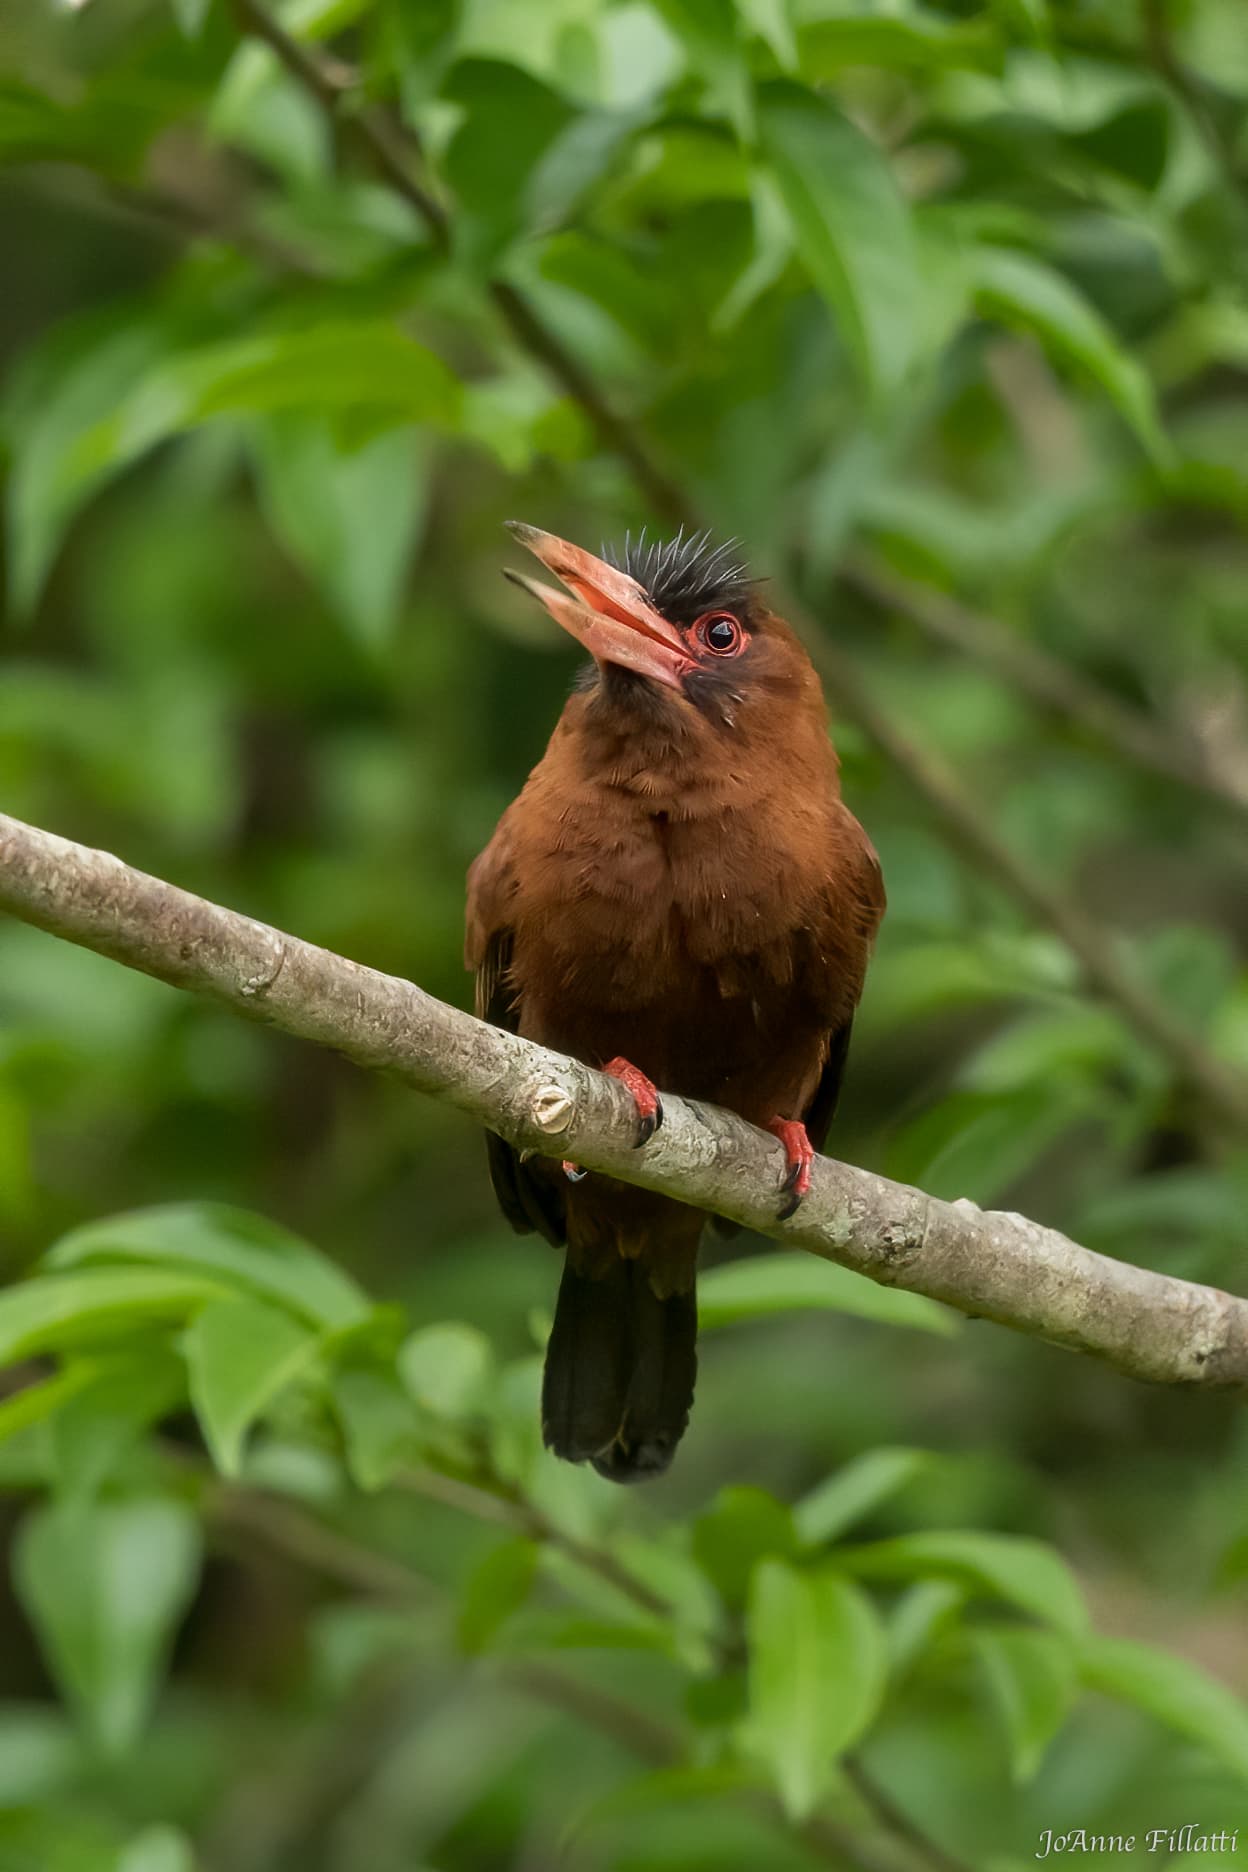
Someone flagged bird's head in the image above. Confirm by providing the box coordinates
[503,522,823,743]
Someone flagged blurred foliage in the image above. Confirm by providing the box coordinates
[1,0,1248,1866]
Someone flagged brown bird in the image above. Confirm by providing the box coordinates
[466,524,884,1482]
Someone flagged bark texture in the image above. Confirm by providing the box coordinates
[1,809,1245,1394]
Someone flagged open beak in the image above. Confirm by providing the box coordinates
[504,522,694,693]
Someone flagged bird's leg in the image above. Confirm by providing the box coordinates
[561,1058,663,1181]
[767,1117,815,1220]
[602,1057,664,1147]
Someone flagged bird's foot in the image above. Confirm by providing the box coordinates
[562,1060,663,1179]
[602,1057,664,1147]
[767,1117,815,1220]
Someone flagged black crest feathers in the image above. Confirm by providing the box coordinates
[605,528,756,624]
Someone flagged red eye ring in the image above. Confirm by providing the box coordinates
[695,611,745,656]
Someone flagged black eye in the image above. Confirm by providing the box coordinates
[696,612,744,655]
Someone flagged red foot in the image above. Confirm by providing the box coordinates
[603,1057,664,1147]
[767,1117,815,1219]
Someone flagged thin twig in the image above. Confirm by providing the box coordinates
[400,1466,674,1620]
[843,1760,971,1872]
[230,0,450,249]
[3,809,1248,1392]
[206,1477,927,1872]
[842,554,1248,823]
[796,633,1248,1141]
[226,0,1248,1143]
[16,163,330,278]
[487,279,689,524]
[503,1658,678,1767]
[211,1482,432,1599]
[407,1469,973,1872]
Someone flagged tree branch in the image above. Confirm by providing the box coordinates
[231,0,451,250]
[2,809,1247,1394]
[793,633,1248,1142]
[225,0,1248,1146]
[211,1477,934,1872]
[841,554,1248,825]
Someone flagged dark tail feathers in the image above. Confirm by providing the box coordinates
[541,1258,696,1483]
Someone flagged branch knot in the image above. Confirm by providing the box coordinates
[531,1084,576,1135]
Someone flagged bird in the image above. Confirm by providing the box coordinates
[465,522,885,1483]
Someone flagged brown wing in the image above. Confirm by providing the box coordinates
[710,815,883,1242]
[802,814,886,1151]
[466,831,566,1247]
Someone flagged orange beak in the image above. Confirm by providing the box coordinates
[504,522,695,693]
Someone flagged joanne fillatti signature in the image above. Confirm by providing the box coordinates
[1036,1829,1240,1858]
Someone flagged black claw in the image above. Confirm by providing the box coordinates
[779,1156,804,1194]
[634,1096,664,1149]
[777,1187,804,1223]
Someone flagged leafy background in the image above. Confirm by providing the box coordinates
[2,0,1248,1867]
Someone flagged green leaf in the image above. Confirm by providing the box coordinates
[738,0,797,71]
[698,1252,957,1336]
[14,1496,201,1755]
[46,1203,370,1331]
[463,372,590,472]
[0,1706,81,1807]
[535,1548,697,1668]
[794,1448,931,1548]
[458,1537,540,1654]
[184,1296,321,1477]
[1072,98,1169,191]
[169,0,212,36]
[526,107,650,231]
[797,9,998,75]
[615,1533,723,1641]
[50,1354,187,1501]
[330,1366,420,1491]
[210,3,373,181]
[135,323,460,425]
[692,1486,800,1608]
[0,1269,229,1369]
[973,1626,1076,1782]
[534,1615,686,1658]
[4,308,175,613]
[972,248,1169,465]
[0,1363,103,1447]
[56,325,459,562]
[652,0,751,133]
[994,0,1051,40]
[537,232,672,355]
[840,1532,1088,1638]
[212,55,328,185]
[400,1323,494,1420]
[390,0,461,110]
[714,169,794,331]
[568,1762,762,1839]
[887,1084,1094,1207]
[744,1559,887,1819]
[442,60,572,267]
[1079,1634,1248,1780]
[757,82,920,400]
[250,416,430,649]
[686,1673,749,1731]
[887,1579,967,1681]
[117,1826,196,1872]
